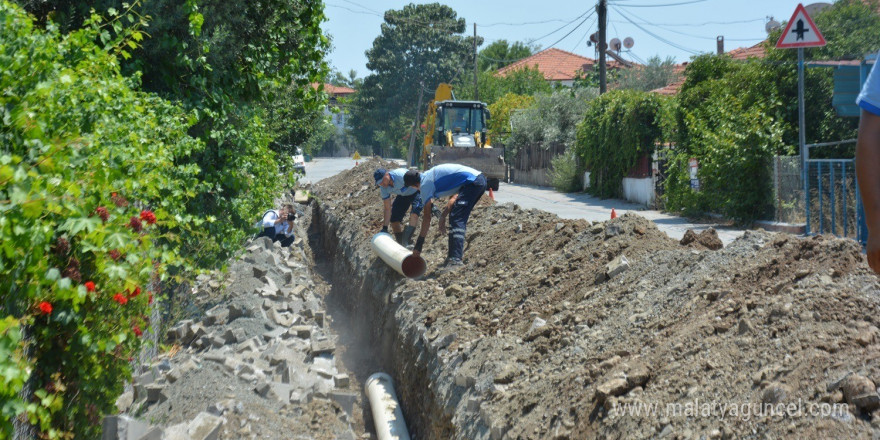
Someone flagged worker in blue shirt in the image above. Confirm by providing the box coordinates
[857,52,880,274]
[374,168,423,248]
[403,163,487,268]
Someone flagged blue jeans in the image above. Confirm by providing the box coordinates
[448,174,487,261]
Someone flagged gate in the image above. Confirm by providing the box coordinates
[804,139,867,244]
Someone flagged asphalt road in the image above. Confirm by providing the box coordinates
[304,157,744,245]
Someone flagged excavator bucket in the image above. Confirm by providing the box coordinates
[429,146,506,182]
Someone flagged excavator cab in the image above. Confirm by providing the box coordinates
[422,85,505,184]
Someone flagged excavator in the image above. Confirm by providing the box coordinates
[420,84,505,188]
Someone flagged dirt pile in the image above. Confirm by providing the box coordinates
[104,213,364,440]
[311,158,880,439]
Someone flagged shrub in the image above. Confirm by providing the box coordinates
[508,87,597,157]
[549,152,582,193]
[575,90,668,198]
[0,2,208,437]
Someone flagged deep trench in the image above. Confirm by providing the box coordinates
[305,202,455,439]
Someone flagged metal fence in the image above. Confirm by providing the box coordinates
[773,155,804,224]
[803,139,867,244]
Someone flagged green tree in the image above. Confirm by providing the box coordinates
[508,87,598,157]
[487,92,535,141]
[615,55,679,92]
[453,66,551,105]
[477,39,536,71]
[349,3,477,156]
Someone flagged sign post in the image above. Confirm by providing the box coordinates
[775,3,825,235]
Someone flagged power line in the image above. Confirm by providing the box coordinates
[546,10,596,50]
[612,0,710,7]
[613,6,702,55]
[609,17,764,27]
[477,18,570,28]
[571,15,599,54]
[525,8,594,45]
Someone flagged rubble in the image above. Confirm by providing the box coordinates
[103,225,361,439]
[309,158,880,440]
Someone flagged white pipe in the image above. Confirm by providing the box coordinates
[370,232,426,278]
[365,372,411,440]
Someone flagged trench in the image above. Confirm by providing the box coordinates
[305,202,456,439]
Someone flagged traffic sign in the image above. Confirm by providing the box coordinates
[776,3,826,49]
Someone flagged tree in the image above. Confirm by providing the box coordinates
[615,55,679,91]
[13,0,331,262]
[453,66,552,105]
[478,39,536,71]
[348,3,477,156]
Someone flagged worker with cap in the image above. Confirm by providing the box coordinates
[404,163,487,268]
[374,168,423,248]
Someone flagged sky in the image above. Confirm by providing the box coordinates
[322,0,831,77]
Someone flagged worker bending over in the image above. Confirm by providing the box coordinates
[403,163,487,269]
[374,168,422,248]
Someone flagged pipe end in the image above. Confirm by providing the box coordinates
[401,254,427,278]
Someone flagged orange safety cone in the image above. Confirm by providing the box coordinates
[488,187,495,201]
[610,208,617,219]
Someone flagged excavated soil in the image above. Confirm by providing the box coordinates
[308,158,880,440]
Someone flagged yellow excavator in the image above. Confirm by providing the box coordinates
[421,84,505,186]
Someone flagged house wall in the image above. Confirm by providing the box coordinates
[622,177,654,206]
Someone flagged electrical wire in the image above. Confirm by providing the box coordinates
[545,10,596,50]
[613,6,702,55]
[609,17,764,27]
[571,15,599,54]
[612,0,709,7]
[477,18,571,28]
[525,8,594,45]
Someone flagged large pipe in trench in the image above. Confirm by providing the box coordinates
[370,232,426,278]
[365,373,411,440]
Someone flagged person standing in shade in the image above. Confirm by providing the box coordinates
[857,51,880,274]
[404,163,487,269]
[374,168,423,248]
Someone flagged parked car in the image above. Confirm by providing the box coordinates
[293,148,306,174]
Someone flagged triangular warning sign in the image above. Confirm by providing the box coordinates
[776,3,826,49]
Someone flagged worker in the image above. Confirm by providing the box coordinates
[374,168,422,248]
[856,51,880,274]
[404,163,487,268]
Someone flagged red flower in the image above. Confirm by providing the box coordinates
[113,293,128,305]
[95,206,109,222]
[38,301,53,315]
[139,210,157,225]
[133,325,143,337]
[128,216,143,233]
[148,293,153,305]
[84,281,96,292]
[128,286,141,298]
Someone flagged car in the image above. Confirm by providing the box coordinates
[293,148,306,174]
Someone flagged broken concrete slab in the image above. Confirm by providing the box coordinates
[606,254,630,279]
[187,412,225,440]
[328,390,359,417]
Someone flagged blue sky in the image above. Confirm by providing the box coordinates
[322,0,828,77]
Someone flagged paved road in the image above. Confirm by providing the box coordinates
[301,156,357,184]
[304,158,744,245]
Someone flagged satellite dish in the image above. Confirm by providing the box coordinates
[765,17,781,33]
[623,37,634,49]
[609,38,621,52]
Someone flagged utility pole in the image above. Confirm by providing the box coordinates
[474,23,479,101]
[407,81,424,167]
[597,0,607,94]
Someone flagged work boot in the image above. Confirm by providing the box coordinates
[439,258,464,272]
[401,225,416,249]
[394,232,403,244]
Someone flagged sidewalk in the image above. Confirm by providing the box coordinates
[494,183,746,245]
